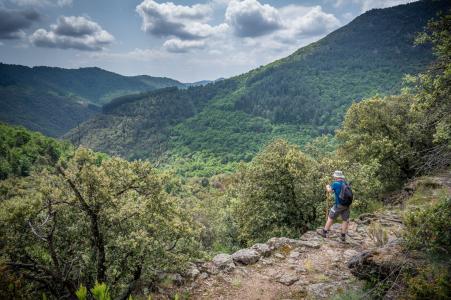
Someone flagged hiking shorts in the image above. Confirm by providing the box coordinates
[329,204,350,221]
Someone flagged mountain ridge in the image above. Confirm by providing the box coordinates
[66,0,449,164]
[0,63,186,137]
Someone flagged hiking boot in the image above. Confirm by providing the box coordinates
[340,233,346,242]
[317,229,328,238]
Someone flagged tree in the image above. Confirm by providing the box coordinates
[407,11,451,172]
[336,95,424,191]
[0,148,199,300]
[232,140,324,245]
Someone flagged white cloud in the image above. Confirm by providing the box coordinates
[225,0,282,37]
[30,16,114,51]
[163,39,206,53]
[136,0,227,40]
[280,5,341,39]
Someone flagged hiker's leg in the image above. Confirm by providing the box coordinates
[325,217,334,231]
[341,220,349,234]
[341,207,350,234]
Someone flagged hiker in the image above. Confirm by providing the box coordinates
[317,170,353,242]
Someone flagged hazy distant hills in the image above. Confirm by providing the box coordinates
[0,64,185,136]
[66,0,449,163]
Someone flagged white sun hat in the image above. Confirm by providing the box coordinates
[332,170,345,179]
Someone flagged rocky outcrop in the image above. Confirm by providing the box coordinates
[231,249,260,265]
[348,240,415,282]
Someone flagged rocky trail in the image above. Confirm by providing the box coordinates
[162,171,450,300]
[178,211,404,300]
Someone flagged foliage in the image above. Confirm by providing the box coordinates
[0,148,201,299]
[232,140,324,245]
[0,123,73,180]
[405,10,451,172]
[75,284,88,300]
[164,173,239,253]
[367,221,388,247]
[90,282,111,300]
[336,95,424,191]
[403,195,451,254]
[405,265,451,300]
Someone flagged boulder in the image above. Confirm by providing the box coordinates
[251,243,272,257]
[276,274,299,286]
[231,249,260,265]
[212,253,235,271]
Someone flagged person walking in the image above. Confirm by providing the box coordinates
[317,170,352,242]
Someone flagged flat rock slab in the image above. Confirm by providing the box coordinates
[299,240,321,249]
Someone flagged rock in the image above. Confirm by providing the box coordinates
[186,265,200,279]
[274,253,285,259]
[212,253,235,271]
[251,243,272,257]
[289,251,301,259]
[347,241,414,282]
[171,273,184,286]
[231,249,260,265]
[260,258,273,266]
[306,282,336,299]
[277,274,299,286]
[295,266,307,273]
[199,272,209,280]
[299,240,321,249]
[266,237,301,250]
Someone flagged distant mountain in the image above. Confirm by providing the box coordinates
[66,0,450,162]
[184,78,225,87]
[0,64,184,136]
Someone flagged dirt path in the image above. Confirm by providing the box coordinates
[183,211,404,300]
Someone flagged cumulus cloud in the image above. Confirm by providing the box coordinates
[0,8,40,39]
[30,16,114,51]
[225,0,282,37]
[136,0,227,40]
[280,5,341,39]
[224,1,340,39]
[163,38,206,53]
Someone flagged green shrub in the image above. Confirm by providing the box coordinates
[232,139,324,245]
[406,266,451,299]
[403,195,451,254]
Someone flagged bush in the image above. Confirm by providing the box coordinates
[403,195,451,254]
[406,265,451,299]
[232,140,324,245]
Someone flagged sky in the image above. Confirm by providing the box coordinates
[0,0,414,82]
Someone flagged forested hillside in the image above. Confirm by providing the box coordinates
[68,0,449,165]
[0,8,449,299]
[0,64,184,137]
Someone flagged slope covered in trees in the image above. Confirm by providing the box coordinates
[0,64,185,137]
[0,9,449,299]
[69,0,449,164]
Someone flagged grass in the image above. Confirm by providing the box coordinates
[231,277,242,288]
